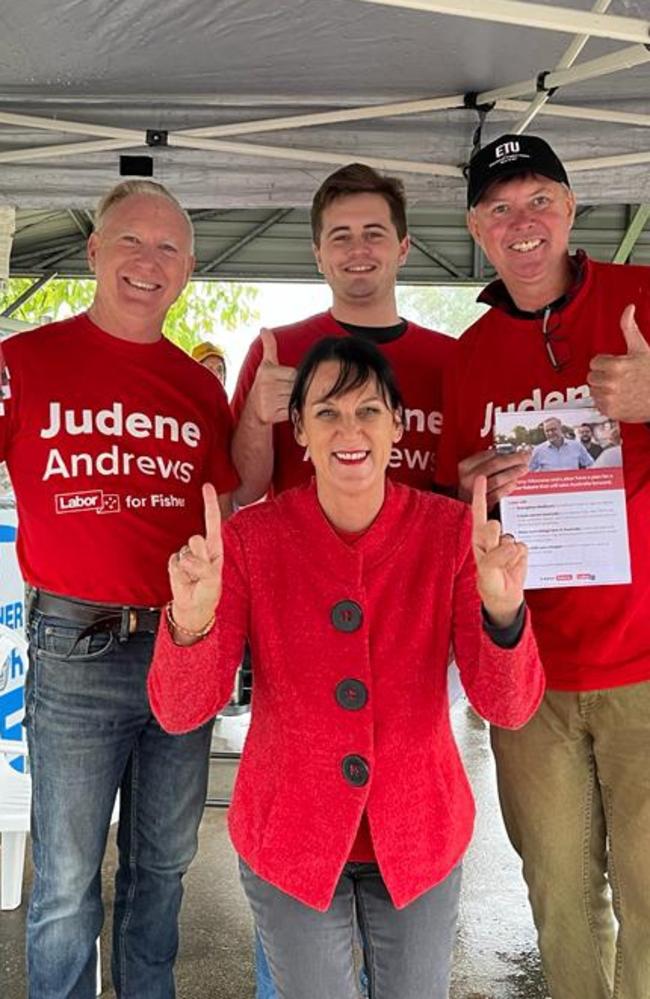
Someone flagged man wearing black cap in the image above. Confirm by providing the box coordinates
[438,134,650,999]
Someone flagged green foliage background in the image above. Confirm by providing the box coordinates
[0,277,259,352]
[397,285,487,337]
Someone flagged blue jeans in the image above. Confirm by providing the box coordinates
[24,608,214,999]
[255,929,277,999]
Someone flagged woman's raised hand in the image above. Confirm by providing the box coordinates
[168,483,224,635]
[471,475,528,628]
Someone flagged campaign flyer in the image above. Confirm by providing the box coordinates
[496,407,630,589]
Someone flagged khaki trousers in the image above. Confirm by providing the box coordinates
[491,681,650,999]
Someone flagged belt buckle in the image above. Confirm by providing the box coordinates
[128,609,138,634]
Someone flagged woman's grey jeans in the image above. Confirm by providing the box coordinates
[239,858,462,999]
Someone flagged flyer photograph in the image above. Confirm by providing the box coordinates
[495,407,631,590]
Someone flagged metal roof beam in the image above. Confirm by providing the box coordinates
[189,209,235,223]
[612,204,650,263]
[472,241,484,281]
[12,232,89,263]
[199,208,293,274]
[15,211,63,235]
[408,235,468,280]
[358,0,650,44]
[12,236,88,272]
[1,272,54,317]
[67,209,93,238]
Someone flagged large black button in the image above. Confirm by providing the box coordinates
[341,754,370,787]
[331,600,363,633]
[335,679,368,711]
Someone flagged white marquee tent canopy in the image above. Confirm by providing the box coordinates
[1,0,649,287]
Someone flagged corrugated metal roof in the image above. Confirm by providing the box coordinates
[8,204,649,286]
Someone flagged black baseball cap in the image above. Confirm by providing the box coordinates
[467,134,570,208]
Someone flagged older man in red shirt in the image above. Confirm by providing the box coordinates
[438,133,650,999]
[1,180,237,999]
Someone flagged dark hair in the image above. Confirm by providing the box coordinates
[310,163,408,244]
[289,336,404,425]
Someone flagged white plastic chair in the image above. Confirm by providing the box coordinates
[0,735,31,910]
[0,625,117,994]
[0,622,31,912]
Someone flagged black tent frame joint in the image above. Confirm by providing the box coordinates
[146,130,168,147]
[463,92,496,115]
[535,70,557,98]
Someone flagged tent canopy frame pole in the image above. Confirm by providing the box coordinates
[358,0,650,44]
[512,0,613,133]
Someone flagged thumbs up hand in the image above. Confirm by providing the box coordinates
[588,304,650,422]
[260,327,279,366]
[250,328,298,425]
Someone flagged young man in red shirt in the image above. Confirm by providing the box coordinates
[231,163,455,999]
[438,133,650,999]
[232,162,456,503]
[1,181,237,999]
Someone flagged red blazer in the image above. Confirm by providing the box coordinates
[149,481,544,911]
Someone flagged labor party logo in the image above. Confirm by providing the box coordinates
[54,489,121,515]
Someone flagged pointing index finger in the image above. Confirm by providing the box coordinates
[471,474,488,533]
[202,483,222,560]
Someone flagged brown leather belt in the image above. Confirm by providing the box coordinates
[27,589,161,635]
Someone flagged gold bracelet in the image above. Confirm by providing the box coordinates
[165,602,215,639]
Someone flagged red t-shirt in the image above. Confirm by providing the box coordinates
[437,256,650,692]
[231,311,456,493]
[0,313,238,606]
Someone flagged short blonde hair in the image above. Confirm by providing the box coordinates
[94,180,194,251]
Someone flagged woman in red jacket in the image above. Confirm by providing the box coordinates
[149,336,544,999]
